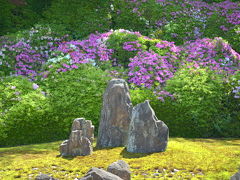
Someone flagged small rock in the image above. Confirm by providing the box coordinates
[79,167,123,180]
[107,160,131,180]
[60,118,94,156]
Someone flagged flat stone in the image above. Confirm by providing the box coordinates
[126,100,169,153]
[97,79,133,148]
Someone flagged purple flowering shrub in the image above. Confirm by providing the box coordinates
[128,50,176,89]
[181,37,240,73]
[49,32,113,73]
[0,25,68,79]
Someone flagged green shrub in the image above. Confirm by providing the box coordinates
[40,64,111,136]
[0,76,55,146]
[162,65,237,137]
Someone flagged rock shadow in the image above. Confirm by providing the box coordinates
[120,148,151,159]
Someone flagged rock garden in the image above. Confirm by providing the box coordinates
[0,0,240,179]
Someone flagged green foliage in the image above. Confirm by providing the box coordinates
[0,0,40,36]
[224,25,240,53]
[0,76,54,146]
[110,0,148,34]
[40,64,111,136]
[43,0,110,39]
[0,64,111,146]
[162,66,238,137]
[0,0,14,35]
[203,12,240,52]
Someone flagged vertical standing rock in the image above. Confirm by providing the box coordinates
[126,100,169,153]
[60,118,94,156]
[97,79,133,147]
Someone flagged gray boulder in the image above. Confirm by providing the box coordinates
[126,100,169,153]
[107,160,131,180]
[60,118,94,156]
[231,170,240,180]
[79,167,123,180]
[35,174,56,180]
[97,79,133,148]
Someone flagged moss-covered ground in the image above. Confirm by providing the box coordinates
[0,138,239,180]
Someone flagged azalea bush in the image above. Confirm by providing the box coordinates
[181,37,240,73]
[0,25,68,79]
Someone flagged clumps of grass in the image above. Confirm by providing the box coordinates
[0,138,240,179]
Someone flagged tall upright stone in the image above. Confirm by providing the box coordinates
[97,79,133,147]
[60,118,94,156]
[126,100,169,153]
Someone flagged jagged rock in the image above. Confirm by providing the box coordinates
[97,79,133,148]
[126,100,169,153]
[71,118,94,143]
[231,170,240,180]
[60,118,94,156]
[79,167,123,180]
[35,174,56,180]
[107,160,131,180]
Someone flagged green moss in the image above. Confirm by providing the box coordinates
[0,138,239,179]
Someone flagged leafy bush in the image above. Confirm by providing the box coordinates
[161,65,237,137]
[0,76,54,146]
[40,64,111,136]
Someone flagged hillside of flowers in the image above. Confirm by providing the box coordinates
[0,0,239,147]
